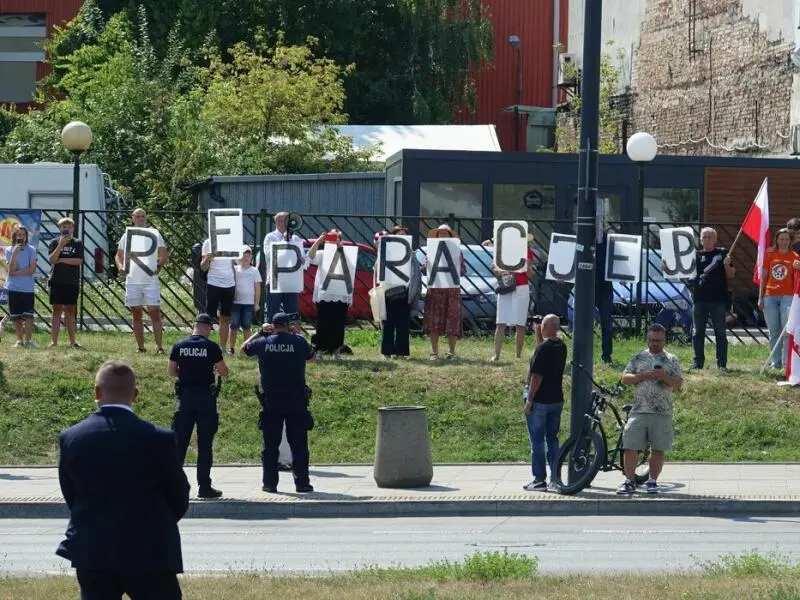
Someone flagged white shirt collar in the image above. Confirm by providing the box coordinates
[99,404,134,413]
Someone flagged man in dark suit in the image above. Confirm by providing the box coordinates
[56,360,190,600]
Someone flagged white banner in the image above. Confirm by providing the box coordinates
[493,220,527,273]
[123,227,159,284]
[377,235,413,286]
[318,244,358,297]
[545,233,577,283]
[659,227,697,280]
[605,234,642,283]
[426,239,461,289]
[270,241,304,293]
[208,209,243,258]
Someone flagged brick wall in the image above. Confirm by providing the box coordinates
[559,0,794,157]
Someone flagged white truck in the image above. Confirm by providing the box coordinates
[0,163,121,277]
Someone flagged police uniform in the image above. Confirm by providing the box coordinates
[169,315,225,495]
[244,312,314,493]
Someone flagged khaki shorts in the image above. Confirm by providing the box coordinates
[622,413,673,452]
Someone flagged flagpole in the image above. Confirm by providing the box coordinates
[759,324,788,374]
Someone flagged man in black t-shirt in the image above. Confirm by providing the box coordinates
[691,228,735,371]
[47,218,84,348]
[242,312,315,494]
[168,313,229,498]
[522,314,567,491]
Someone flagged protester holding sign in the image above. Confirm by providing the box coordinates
[422,224,466,361]
[261,211,307,323]
[200,237,237,353]
[690,228,735,372]
[308,229,357,360]
[229,246,262,356]
[5,225,37,348]
[488,223,534,362]
[115,208,168,354]
[595,229,614,364]
[47,217,83,349]
[758,228,799,369]
[374,225,421,359]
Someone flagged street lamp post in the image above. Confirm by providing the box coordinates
[61,121,93,236]
[626,132,658,335]
[569,0,603,476]
[508,34,522,152]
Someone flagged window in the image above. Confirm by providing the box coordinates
[643,188,700,224]
[420,182,482,219]
[0,14,46,104]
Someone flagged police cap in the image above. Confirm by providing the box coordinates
[271,312,291,326]
[195,313,215,326]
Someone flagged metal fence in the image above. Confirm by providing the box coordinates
[3,210,769,343]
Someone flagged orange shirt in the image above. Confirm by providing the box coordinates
[763,250,798,296]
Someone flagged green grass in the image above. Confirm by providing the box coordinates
[703,553,800,578]
[0,327,798,464]
[356,551,538,581]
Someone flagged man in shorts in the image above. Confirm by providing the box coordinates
[617,323,683,496]
[115,208,168,354]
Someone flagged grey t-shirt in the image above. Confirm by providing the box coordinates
[623,350,683,416]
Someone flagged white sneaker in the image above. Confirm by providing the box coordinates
[13,340,24,348]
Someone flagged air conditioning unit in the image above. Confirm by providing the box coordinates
[558,53,577,86]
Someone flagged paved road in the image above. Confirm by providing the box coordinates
[5,515,800,576]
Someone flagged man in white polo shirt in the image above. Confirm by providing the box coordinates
[200,236,236,351]
[114,208,168,354]
[261,211,307,323]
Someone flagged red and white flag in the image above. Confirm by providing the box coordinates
[785,277,800,385]
[741,178,770,285]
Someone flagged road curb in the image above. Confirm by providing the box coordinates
[4,497,800,519]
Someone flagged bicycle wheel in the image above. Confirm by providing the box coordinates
[634,448,650,485]
[551,429,606,495]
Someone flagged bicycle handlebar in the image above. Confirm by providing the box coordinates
[570,361,622,397]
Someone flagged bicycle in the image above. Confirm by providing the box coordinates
[551,362,650,495]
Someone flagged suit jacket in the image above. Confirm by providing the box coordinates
[56,406,190,573]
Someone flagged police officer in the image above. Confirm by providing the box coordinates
[168,313,229,498]
[242,311,315,493]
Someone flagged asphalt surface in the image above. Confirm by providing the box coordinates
[4,515,800,576]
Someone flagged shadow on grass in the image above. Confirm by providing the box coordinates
[0,360,6,389]
[318,359,398,371]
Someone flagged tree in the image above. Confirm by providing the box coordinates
[91,0,494,125]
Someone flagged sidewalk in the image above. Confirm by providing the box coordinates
[2,463,799,519]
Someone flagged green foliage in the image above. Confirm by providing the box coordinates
[556,49,624,154]
[358,551,538,581]
[91,0,494,125]
[703,553,800,578]
[0,6,373,211]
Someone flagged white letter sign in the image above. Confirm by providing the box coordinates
[318,244,358,298]
[545,233,577,283]
[605,234,642,283]
[208,209,243,258]
[659,227,697,280]
[124,227,159,284]
[270,241,304,293]
[493,220,527,273]
[377,235,413,286]
[426,239,461,289]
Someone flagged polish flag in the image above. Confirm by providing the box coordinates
[785,278,800,385]
[741,178,770,285]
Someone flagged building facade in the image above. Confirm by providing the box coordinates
[454,0,569,152]
[0,0,82,106]
[566,0,799,156]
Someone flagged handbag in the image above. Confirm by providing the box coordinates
[495,271,516,295]
[368,286,387,323]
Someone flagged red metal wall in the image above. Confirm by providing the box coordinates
[454,0,568,151]
[0,0,82,82]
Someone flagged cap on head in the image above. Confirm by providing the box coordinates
[195,313,214,326]
[271,312,291,326]
[241,245,252,254]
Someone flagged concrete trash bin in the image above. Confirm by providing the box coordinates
[373,406,433,488]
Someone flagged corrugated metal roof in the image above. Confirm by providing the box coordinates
[334,125,501,161]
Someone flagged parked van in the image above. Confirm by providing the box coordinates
[0,163,121,277]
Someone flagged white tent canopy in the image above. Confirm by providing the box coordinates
[334,124,501,162]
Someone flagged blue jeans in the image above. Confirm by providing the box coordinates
[266,292,299,323]
[525,401,563,482]
[692,301,727,367]
[764,295,793,367]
